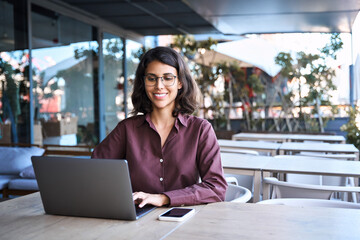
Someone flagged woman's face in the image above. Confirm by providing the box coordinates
[144,60,182,113]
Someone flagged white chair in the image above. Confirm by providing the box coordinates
[274,155,356,201]
[225,176,239,185]
[263,177,360,202]
[257,198,360,209]
[225,184,252,203]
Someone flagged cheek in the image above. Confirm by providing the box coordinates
[144,87,152,99]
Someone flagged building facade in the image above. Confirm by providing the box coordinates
[0,0,146,146]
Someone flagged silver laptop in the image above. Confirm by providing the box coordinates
[31,156,155,220]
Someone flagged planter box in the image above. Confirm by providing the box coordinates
[42,117,78,137]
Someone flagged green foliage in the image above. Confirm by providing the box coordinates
[274,33,343,132]
[321,33,343,60]
[218,62,262,102]
[171,35,217,60]
[340,106,360,149]
[133,46,150,61]
[0,57,22,122]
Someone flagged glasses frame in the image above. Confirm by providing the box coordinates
[144,73,177,87]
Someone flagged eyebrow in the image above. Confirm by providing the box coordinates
[145,73,175,76]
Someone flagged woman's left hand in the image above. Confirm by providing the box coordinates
[133,191,170,208]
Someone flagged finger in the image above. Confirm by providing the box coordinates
[132,192,143,201]
[138,197,148,208]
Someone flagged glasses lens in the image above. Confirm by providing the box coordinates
[144,74,176,86]
[163,74,175,86]
[145,75,156,85]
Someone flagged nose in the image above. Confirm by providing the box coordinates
[154,77,165,88]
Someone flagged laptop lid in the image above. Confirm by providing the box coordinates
[31,156,155,220]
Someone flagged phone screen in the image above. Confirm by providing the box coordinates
[161,208,193,217]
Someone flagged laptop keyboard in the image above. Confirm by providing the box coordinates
[135,204,156,216]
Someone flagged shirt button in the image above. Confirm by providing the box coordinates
[160,159,164,163]
[160,177,163,182]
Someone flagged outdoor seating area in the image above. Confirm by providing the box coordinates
[2,0,360,239]
[220,132,360,205]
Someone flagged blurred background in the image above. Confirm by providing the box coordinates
[1,0,360,148]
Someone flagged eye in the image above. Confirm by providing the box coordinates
[146,75,156,81]
[163,74,175,81]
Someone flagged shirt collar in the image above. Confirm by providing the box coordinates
[136,113,189,128]
[177,113,188,128]
[135,114,148,128]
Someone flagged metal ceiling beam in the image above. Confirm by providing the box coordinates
[124,0,190,35]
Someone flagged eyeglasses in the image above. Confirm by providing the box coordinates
[144,73,177,87]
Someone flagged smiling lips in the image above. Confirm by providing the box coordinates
[154,93,167,99]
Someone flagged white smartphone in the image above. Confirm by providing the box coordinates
[158,207,195,222]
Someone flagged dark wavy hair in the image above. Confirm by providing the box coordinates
[131,46,200,117]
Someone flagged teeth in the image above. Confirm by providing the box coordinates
[154,93,166,97]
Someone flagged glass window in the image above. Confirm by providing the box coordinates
[102,33,124,134]
[31,5,98,146]
[125,39,143,114]
[0,0,30,144]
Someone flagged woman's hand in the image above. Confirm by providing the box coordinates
[133,191,170,208]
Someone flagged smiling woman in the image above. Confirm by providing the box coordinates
[92,46,228,208]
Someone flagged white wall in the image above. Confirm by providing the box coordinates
[352,12,360,103]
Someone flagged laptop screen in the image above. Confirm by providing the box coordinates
[32,156,155,220]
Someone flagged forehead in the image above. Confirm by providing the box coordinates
[145,60,177,74]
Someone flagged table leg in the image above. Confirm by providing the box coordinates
[262,171,271,201]
[253,170,262,203]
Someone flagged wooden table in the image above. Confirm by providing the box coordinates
[261,157,360,200]
[232,132,346,143]
[218,139,281,156]
[166,202,360,240]
[3,194,360,240]
[278,142,359,161]
[232,133,289,142]
[287,134,346,143]
[221,153,272,202]
[0,193,204,240]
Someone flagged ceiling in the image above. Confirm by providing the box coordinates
[60,0,360,36]
[60,0,221,36]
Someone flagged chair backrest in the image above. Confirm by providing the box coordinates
[225,174,254,191]
[257,198,360,209]
[225,176,239,185]
[225,184,252,203]
[263,177,360,202]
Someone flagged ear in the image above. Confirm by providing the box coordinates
[178,81,183,90]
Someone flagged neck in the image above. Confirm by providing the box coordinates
[150,109,175,127]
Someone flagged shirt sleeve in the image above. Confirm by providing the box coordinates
[163,120,228,206]
[91,122,126,159]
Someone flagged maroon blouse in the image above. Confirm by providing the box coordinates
[91,113,227,206]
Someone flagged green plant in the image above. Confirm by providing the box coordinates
[275,33,343,132]
[340,106,360,149]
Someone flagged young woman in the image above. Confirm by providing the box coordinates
[92,46,227,207]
